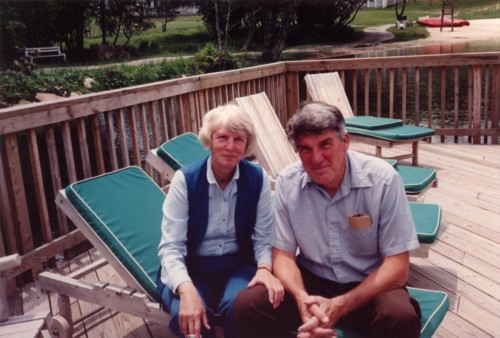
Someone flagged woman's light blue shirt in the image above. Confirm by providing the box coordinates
[158,156,273,292]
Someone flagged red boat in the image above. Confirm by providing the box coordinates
[417,16,470,28]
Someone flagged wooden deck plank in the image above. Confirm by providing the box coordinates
[441,213,500,246]
[90,250,152,338]
[434,310,489,337]
[352,143,500,336]
[69,252,119,338]
[440,226,500,269]
[457,297,499,336]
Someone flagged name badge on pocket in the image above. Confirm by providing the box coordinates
[348,212,372,229]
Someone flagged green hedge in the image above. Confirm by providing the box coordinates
[0,44,239,108]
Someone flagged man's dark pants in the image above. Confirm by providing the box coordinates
[234,265,421,338]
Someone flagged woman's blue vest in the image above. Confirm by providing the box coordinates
[182,157,263,262]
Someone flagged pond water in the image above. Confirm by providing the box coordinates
[356,39,500,58]
[349,40,500,144]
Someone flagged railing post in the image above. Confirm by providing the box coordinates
[492,65,500,144]
[472,65,482,144]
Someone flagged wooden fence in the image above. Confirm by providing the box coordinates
[0,52,499,285]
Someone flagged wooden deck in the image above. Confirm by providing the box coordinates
[8,142,500,337]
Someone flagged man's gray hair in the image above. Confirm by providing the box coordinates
[287,101,347,148]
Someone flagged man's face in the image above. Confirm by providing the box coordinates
[295,130,349,196]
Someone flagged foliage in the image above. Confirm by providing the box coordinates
[193,43,239,73]
[260,0,301,62]
[387,24,429,42]
[1,0,499,107]
[157,0,184,32]
[0,59,61,106]
[84,16,209,58]
[0,1,92,62]
[0,45,241,106]
[198,0,365,62]
[291,0,365,44]
[89,0,156,46]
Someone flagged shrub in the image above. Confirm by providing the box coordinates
[0,59,50,106]
[193,44,239,73]
[139,41,149,51]
[0,45,241,107]
[387,24,429,42]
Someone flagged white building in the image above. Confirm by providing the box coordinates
[366,0,397,9]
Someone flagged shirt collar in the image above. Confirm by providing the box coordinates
[346,150,372,189]
[299,150,372,197]
[206,155,240,185]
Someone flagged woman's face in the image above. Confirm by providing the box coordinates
[210,126,248,175]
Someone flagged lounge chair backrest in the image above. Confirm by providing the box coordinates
[61,166,165,301]
[233,93,298,179]
[157,132,209,170]
[304,72,355,117]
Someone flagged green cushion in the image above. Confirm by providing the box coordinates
[157,132,209,170]
[386,159,398,169]
[65,166,165,301]
[345,116,402,130]
[397,165,437,194]
[410,202,442,244]
[335,287,449,337]
[409,287,449,338]
[347,125,435,141]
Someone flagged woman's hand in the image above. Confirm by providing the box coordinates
[247,267,285,308]
[177,281,210,338]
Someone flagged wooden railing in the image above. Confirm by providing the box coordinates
[0,52,499,285]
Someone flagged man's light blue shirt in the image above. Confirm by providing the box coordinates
[272,150,419,283]
[159,156,273,292]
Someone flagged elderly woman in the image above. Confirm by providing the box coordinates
[156,104,284,338]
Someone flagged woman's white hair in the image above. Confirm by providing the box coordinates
[198,104,256,157]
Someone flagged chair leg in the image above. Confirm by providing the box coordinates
[55,294,73,336]
[49,314,72,338]
[412,142,419,166]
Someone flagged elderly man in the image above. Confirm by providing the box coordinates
[234,102,421,338]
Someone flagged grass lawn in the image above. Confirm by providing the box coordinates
[84,15,210,60]
[352,0,500,28]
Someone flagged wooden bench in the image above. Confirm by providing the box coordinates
[25,46,66,62]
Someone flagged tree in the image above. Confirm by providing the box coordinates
[260,0,301,62]
[157,0,183,32]
[55,1,91,53]
[91,0,110,45]
[0,1,91,62]
[199,0,247,70]
[90,0,155,46]
[240,2,263,51]
[0,2,28,61]
[293,0,365,43]
[120,2,155,45]
[395,0,408,20]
